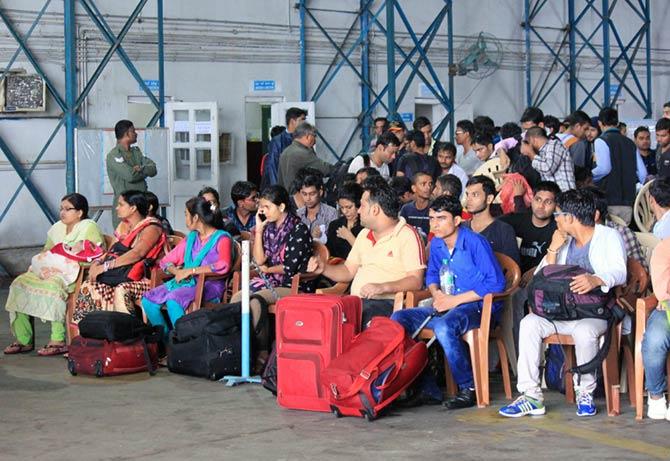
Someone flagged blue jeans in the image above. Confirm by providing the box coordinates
[142,298,185,340]
[391,302,484,395]
[642,309,670,396]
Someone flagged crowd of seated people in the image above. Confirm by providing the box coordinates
[8,103,670,424]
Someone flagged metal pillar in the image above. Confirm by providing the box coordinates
[299,0,454,159]
[64,0,77,193]
[299,0,307,101]
[360,0,371,149]
[386,0,397,121]
[0,1,165,225]
[523,0,652,116]
[157,0,165,127]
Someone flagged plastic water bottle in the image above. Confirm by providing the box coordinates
[439,258,455,295]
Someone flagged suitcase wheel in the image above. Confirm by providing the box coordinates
[330,406,342,418]
[94,360,104,378]
[363,410,376,422]
[67,359,77,376]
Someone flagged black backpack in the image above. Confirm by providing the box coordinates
[324,154,370,205]
[527,264,625,377]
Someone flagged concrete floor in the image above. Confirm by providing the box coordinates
[1,285,670,461]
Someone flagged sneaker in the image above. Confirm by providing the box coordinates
[499,395,546,418]
[576,392,597,417]
[647,394,667,420]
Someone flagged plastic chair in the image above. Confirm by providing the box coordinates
[634,295,670,420]
[635,232,660,268]
[634,180,655,232]
[472,157,507,189]
[403,252,521,407]
[608,213,628,228]
[616,258,650,408]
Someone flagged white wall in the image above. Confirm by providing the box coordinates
[2,0,670,249]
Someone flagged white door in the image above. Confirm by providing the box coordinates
[270,101,316,128]
[166,102,219,232]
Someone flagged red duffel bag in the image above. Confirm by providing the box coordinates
[321,316,429,421]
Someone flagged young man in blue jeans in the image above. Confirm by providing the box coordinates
[391,195,505,409]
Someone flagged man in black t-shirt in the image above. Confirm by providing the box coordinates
[462,175,520,266]
[499,180,561,351]
[500,181,560,274]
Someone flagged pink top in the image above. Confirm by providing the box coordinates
[650,238,670,302]
[494,137,519,153]
[159,234,232,274]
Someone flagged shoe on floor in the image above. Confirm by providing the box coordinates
[443,388,476,410]
[3,342,34,354]
[499,395,546,418]
[37,343,68,356]
[396,389,442,408]
[647,394,668,420]
[576,392,597,417]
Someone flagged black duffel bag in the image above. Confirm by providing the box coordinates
[167,297,267,381]
[79,311,154,341]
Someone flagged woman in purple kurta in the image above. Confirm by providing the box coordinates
[141,197,232,337]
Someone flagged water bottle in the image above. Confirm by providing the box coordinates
[439,258,455,295]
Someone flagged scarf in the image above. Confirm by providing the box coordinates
[261,213,299,286]
[165,229,228,290]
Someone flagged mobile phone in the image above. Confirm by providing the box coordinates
[258,212,267,222]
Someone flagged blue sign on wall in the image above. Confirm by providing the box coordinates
[253,80,277,91]
[142,79,160,93]
[400,112,414,122]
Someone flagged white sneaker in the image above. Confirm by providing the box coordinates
[647,394,667,420]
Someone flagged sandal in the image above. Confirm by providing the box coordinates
[37,343,68,356]
[3,342,34,355]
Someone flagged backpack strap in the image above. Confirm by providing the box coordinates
[569,316,616,379]
[330,334,406,401]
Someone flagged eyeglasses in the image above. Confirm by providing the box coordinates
[553,211,571,218]
[60,207,76,212]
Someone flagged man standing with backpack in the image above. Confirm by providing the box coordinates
[499,189,626,418]
[347,131,401,180]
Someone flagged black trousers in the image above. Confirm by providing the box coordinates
[361,298,395,329]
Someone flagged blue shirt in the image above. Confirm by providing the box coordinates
[224,205,256,233]
[264,131,293,186]
[653,210,670,240]
[427,226,506,313]
[592,135,647,184]
[400,201,430,239]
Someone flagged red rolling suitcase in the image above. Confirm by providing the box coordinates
[275,294,362,412]
[321,315,432,421]
[67,336,159,377]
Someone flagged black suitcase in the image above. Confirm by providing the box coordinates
[79,311,153,341]
[167,303,243,380]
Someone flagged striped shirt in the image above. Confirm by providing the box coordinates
[532,139,576,192]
